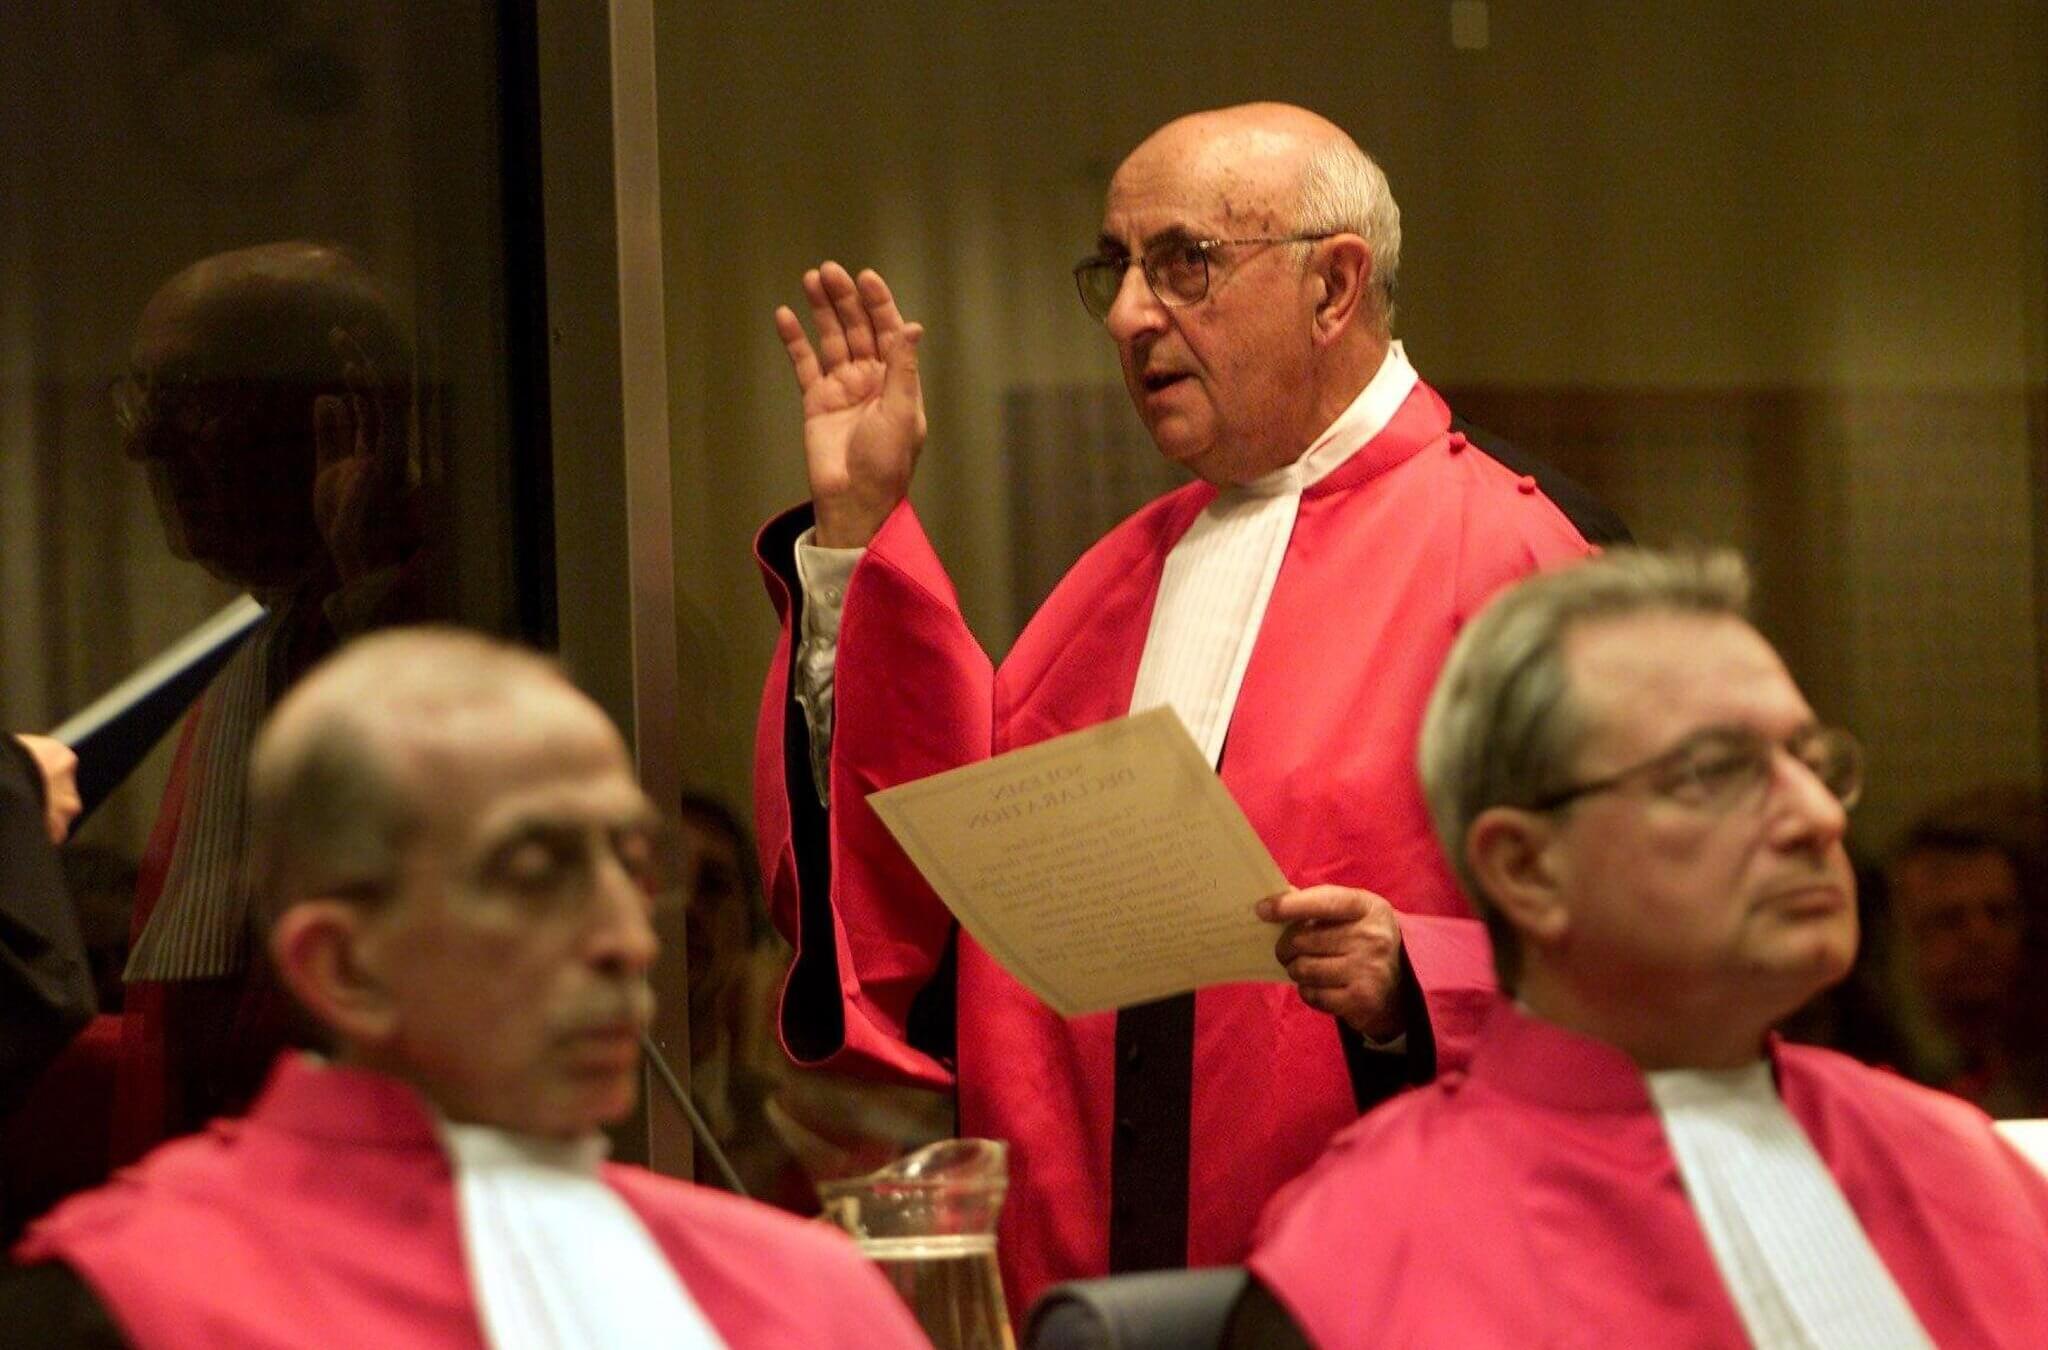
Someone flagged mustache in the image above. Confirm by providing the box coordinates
[555,981,657,1036]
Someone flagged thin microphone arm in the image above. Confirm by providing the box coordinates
[639,1033,750,1198]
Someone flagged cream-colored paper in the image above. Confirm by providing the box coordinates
[867,707,1290,1017]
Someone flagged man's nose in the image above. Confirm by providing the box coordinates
[588,862,661,977]
[1104,261,1167,344]
[1767,750,1849,850]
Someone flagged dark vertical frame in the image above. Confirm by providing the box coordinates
[530,0,685,1175]
[496,0,560,649]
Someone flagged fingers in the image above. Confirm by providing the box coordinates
[1258,885,1377,925]
[799,267,849,371]
[328,325,385,462]
[313,394,351,471]
[856,268,909,336]
[1275,919,1377,963]
[826,264,877,361]
[881,321,925,421]
[16,734,80,842]
[785,263,911,375]
[1282,954,1361,992]
[774,305,823,390]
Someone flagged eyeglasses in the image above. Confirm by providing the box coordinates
[1529,724,1864,815]
[108,370,231,442]
[480,817,683,914]
[1072,233,1337,320]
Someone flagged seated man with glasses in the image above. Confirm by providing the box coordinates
[755,102,1620,1311]
[9,629,928,1349]
[1235,549,2048,1347]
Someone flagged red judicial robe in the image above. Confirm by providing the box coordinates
[1250,1001,2048,1348]
[753,379,1596,1312]
[15,1056,928,1349]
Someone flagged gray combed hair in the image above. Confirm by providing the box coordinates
[1416,548,1752,988]
[1296,142,1402,330]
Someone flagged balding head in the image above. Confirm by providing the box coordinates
[123,242,414,589]
[134,242,409,389]
[1114,104,1400,328]
[251,627,666,1135]
[1093,104,1402,485]
[248,627,603,920]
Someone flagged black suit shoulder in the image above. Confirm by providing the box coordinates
[1449,416,1633,547]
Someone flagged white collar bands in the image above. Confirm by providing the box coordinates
[1128,343,1417,764]
[439,1120,727,1350]
[1646,1063,1933,1350]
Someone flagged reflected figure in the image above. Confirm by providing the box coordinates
[678,792,790,1201]
[1890,785,2048,1117]
[59,846,140,1017]
[679,793,949,1212]
[117,241,424,597]
[111,241,442,1154]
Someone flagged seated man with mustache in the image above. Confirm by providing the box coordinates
[9,628,927,1349]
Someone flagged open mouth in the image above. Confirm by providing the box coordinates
[1141,370,1190,394]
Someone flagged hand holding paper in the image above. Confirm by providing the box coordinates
[866,708,1291,1017]
[1260,885,1406,1040]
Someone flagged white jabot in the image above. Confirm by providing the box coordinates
[793,532,861,804]
[1127,342,1417,765]
[124,607,279,982]
[1646,1063,1934,1350]
[440,1121,726,1350]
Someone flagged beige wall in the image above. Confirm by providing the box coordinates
[657,0,2048,853]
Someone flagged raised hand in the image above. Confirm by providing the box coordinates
[312,327,416,589]
[1257,885,1406,1040]
[773,262,926,548]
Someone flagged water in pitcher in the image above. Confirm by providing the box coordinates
[863,1234,1016,1350]
[817,1138,1014,1350]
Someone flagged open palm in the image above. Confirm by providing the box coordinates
[775,262,926,548]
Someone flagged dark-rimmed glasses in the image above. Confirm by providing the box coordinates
[1072,233,1337,320]
[1530,724,1864,816]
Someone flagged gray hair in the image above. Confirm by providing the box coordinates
[1296,142,1401,330]
[247,627,575,926]
[1416,548,1752,987]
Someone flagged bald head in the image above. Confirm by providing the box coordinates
[1094,103,1403,484]
[253,627,665,1134]
[248,628,615,919]
[124,242,414,589]
[1113,103,1400,328]
[135,241,409,386]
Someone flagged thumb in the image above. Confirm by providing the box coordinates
[313,393,351,469]
[881,322,924,410]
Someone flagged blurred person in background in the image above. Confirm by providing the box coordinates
[1888,785,2048,1118]
[110,240,444,1156]
[679,792,949,1213]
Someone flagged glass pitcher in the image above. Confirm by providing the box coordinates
[817,1138,1015,1350]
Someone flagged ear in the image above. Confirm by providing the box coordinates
[269,901,400,1047]
[1467,806,1572,947]
[1308,235,1373,343]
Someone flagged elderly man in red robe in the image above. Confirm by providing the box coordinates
[753,102,1615,1310]
[10,629,928,1349]
[1239,549,2048,1347]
